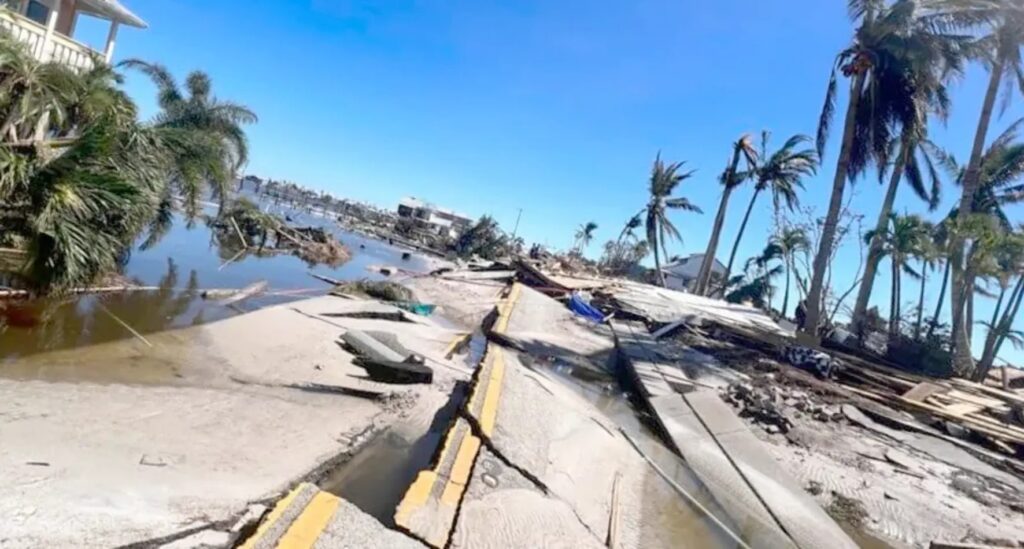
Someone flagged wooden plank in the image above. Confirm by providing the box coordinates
[950,378,1024,406]
[902,382,946,402]
[897,397,1024,444]
[684,391,858,549]
[945,389,1008,409]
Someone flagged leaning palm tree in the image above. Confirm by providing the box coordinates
[120,60,257,223]
[693,134,758,296]
[844,0,969,336]
[851,136,958,336]
[721,132,817,289]
[573,221,598,254]
[618,214,643,244]
[975,226,1024,380]
[866,214,930,339]
[804,0,974,339]
[937,0,1024,370]
[638,153,701,287]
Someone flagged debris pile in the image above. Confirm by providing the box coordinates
[724,381,845,434]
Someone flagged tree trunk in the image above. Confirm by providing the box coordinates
[927,260,950,340]
[976,278,1024,381]
[890,258,900,339]
[967,278,976,346]
[696,147,744,296]
[783,260,792,318]
[852,138,909,335]
[654,242,666,287]
[721,187,761,292]
[914,262,927,340]
[803,71,867,340]
[951,59,1004,373]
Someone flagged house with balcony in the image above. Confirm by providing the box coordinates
[0,0,145,70]
[397,197,473,239]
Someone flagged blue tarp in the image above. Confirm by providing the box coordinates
[568,292,605,323]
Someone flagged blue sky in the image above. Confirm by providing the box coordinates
[98,1,1023,366]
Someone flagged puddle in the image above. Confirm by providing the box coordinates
[319,382,469,526]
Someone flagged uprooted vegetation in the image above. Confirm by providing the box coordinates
[215,198,351,266]
[332,280,413,303]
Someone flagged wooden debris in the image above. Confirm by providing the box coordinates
[903,382,945,402]
[216,281,268,306]
[96,302,152,348]
[229,216,249,248]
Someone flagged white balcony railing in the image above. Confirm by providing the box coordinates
[0,9,95,70]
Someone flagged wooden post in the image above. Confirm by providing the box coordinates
[1002,366,1010,390]
[103,20,119,63]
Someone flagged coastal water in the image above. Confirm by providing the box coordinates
[0,205,433,362]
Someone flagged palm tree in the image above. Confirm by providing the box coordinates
[0,36,173,291]
[851,135,955,334]
[618,214,643,244]
[926,219,954,339]
[573,221,598,254]
[120,60,257,222]
[772,227,811,318]
[721,132,817,289]
[804,0,974,338]
[975,226,1024,380]
[638,153,701,287]
[913,221,940,340]
[866,214,930,339]
[957,120,1024,227]
[693,135,758,296]
[942,0,1024,370]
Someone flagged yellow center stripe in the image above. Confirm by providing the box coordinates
[479,347,506,437]
[239,484,306,549]
[494,283,522,334]
[276,491,341,549]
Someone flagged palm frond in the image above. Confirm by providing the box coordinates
[817,66,839,159]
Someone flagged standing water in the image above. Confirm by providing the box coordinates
[0,205,436,363]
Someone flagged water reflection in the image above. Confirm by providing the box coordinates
[0,207,436,362]
[0,258,225,361]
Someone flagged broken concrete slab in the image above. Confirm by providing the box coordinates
[684,391,857,549]
[449,445,605,549]
[493,283,616,374]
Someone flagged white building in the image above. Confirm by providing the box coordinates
[1,0,146,70]
[660,254,726,292]
[397,197,473,239]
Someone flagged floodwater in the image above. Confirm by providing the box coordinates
[0,205,435,363]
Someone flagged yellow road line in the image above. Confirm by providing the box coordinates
[440,434,482,505]
[239,484,306,549]
[478,347,506,437]
[395,417,463,524]
[494,283,522,335]
[277,491,340,549]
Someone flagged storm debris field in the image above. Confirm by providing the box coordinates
[4,258,1024,548]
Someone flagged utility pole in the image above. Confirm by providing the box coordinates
[510,208,523,241]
